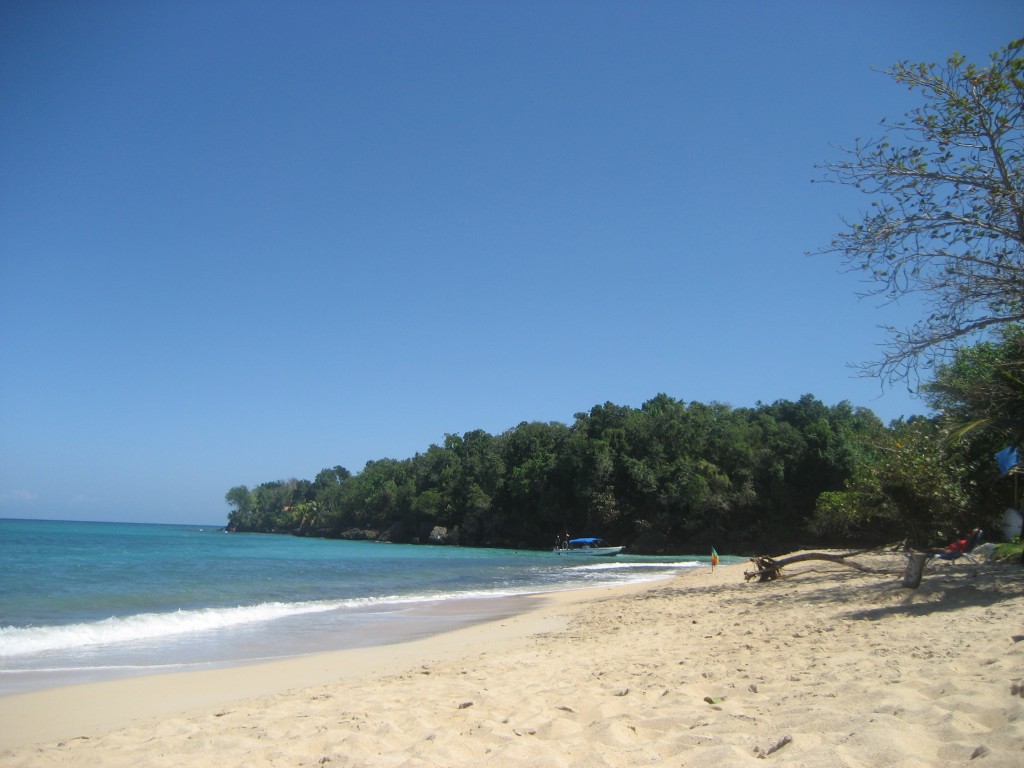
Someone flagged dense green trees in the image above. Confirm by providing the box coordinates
[225,478,316,533]
[225,394,912,552]
[225,387,1019,552]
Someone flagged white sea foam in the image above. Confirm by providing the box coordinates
[568,560,704,572]
[0,588,539,658]
[0,601,336,657]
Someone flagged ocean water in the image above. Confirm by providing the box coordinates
[0,518,723,695]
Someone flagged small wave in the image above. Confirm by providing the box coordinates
[0,655,298,675]
[568,561,703,572]
[0,662,192,674]
[0,601,344,657]
[0,588,540,658]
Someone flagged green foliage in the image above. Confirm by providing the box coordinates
[811,408,1015,548]
[226,394,882,552]
[811,417,973,546]
[924,324,1024,445]
[993,538,1024,562]
[224,485,252,530]
[224,478,316,532]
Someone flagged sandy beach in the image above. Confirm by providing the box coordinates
[2,553,1023,767]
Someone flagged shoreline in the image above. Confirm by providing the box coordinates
[3,555,1024,766]
[0,590,553,697]
[0,566,700,697]
[0,577,664,753]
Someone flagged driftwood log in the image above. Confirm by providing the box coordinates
[743,548,888,582]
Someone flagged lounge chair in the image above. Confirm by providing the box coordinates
[931,528,994,564]
[964,542,997,563]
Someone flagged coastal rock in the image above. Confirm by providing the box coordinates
[427,526,460,545]
[338,528,378,541]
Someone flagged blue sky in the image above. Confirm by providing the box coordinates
[2,1,1021,525]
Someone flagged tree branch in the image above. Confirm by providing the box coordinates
[743,547,897,582]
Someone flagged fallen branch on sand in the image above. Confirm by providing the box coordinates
[743,547,896,583]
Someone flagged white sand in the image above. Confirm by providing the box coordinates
[2,553,1023,767]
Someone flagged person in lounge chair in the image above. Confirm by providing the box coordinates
[940,529,982,554]
[929,528,994,562]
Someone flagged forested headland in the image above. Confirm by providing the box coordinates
[224,386,1016,554]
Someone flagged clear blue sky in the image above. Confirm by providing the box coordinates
[2,1,1020,525]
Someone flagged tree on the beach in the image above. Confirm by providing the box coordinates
[814,38,1024,384]
[922,325,1024,519]
[812,416,974,546]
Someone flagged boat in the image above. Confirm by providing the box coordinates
[554,537,624,556]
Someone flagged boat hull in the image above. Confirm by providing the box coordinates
[553,546,623,557]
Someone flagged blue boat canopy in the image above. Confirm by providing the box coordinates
[568,537,604,545]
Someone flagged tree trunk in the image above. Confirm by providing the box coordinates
[902,553,928,589]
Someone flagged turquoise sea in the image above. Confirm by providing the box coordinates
[0,519,728,696]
